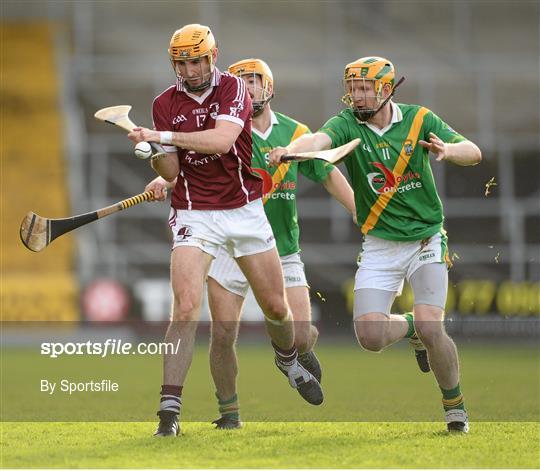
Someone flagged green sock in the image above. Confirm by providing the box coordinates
[441,383,465,411]
[216,392,240,421]
[402,312,415,338]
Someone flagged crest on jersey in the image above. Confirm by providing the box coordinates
[209,102,219,119]
[404,139,413,156]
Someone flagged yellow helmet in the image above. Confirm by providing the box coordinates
[228,58,274,116]
[168,24,217,91]
[342,56,396,122]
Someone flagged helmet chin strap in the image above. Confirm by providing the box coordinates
[251,93,273,117]
[184,79,212,93]
[354,76,406,123]
[183,69,214,92]
[252,103,265,117]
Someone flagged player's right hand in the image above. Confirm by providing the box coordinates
[268,146,289,167]
[145,176,171,201]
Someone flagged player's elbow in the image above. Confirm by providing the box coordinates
[156,167,179,182]
[209,133,235,154]
[473,146,482,165]
[162,173,178,183]
[467,142,482,165]
[215,141,233,154]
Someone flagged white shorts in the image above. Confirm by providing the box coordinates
[208,248,308,298]
[168,198,275,258]
[354,231,449,294]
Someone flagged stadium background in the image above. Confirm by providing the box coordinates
[1,0,539,426]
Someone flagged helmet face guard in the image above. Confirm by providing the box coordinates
[228,59,274,116]
[168,24,217,92]
[342,77,384,122]
[341,57,396,123]
[171,54,214,92]
[243,71,273,116]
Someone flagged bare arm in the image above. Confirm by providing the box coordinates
[419,132,482,166]
[149,152,180,182]
[322,168,357,223]
[268,132,333,166]
[128,119,244,155]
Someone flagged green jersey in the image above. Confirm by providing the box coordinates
[319,103,466,241]
[252,111,334,256]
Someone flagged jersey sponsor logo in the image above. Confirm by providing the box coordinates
[252,168,296,200]
[183,150,221,166]
[192,108,208,115]
[252,168,273,193]
[366,162,422,195]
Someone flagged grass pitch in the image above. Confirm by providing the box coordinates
[1,341,539,467]
[2,421,538,468]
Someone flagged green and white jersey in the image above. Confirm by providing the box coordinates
[319,103,466,241]
[252,111,334,256]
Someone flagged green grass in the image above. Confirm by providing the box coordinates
[2,421,539,468]
[2,342,538,421]
[1,341,539,467]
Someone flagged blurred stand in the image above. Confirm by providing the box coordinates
[1,1,539,331]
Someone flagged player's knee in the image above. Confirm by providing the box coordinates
[171,296,200,321]
[260,298,289,321]
[357,334,386,352]
[414,320,445,348]
[211,322,238,348]
[354,321,385,352]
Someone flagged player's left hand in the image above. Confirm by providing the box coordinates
[419,132,447,161]
[128,127,160,144]
[145,176,171,201]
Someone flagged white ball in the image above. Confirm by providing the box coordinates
[134,141,152,160]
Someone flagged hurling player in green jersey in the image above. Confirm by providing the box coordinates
[269,57,481,433]
[204,58,354,428]
[145,59,355,429]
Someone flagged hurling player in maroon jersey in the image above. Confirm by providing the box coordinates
[127,24,323,437]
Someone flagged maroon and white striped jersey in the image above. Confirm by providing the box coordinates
[152,68,262,210]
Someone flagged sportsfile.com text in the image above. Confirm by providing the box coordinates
[40,339,181,358]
